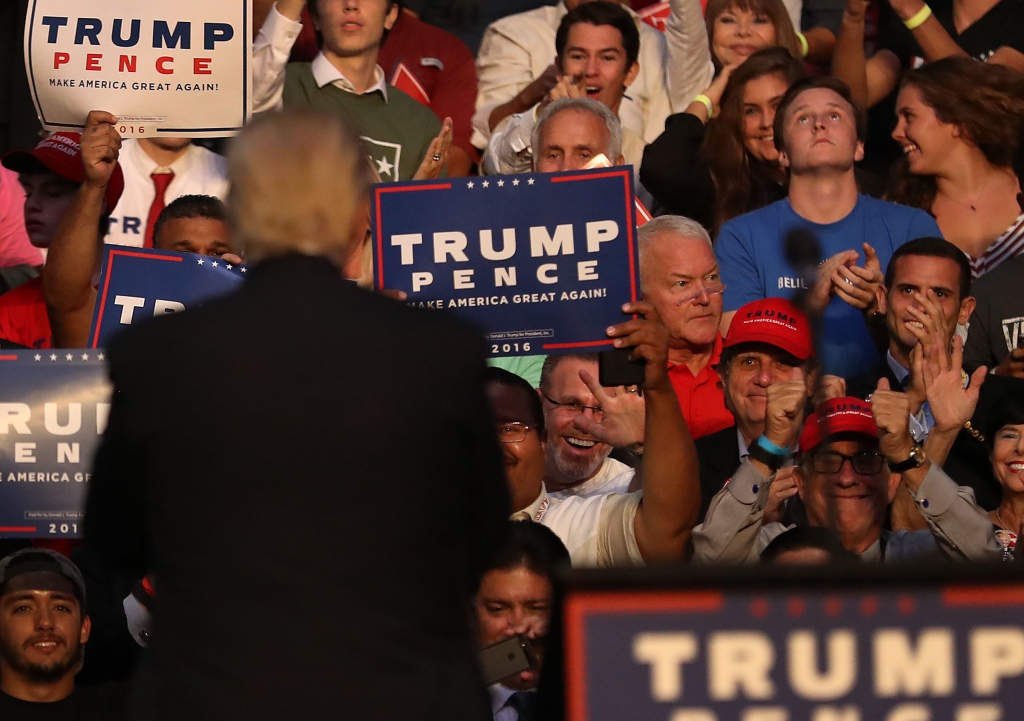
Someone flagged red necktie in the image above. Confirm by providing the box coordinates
[144,170,175,248]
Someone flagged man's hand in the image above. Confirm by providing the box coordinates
[813,374,847,406]
[843,0,870,23]
[994,347,1024,378]
[871,378,914,461]
[572,368,646,448]
[924,335,986,434]
[517,63,560,112]
[905,289,955,359]
[832,242,883,313]
[606,301,671,391]
[806,249,859,317]
[413,117,453,180]
[763,369,807,449]
[764,466,799,524]
[81,111,121,190]
[538,74,586,114]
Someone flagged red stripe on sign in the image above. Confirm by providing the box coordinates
[564,590,724,721]
[0,355,18,361]
[543,340,616,350]
[942,584,1024,607]
[91,249,183,347]
[549,170,631,184]
[0,527,37,533]
[372,183,454,290]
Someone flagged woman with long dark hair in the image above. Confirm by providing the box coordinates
[640,47,804,234]
[887,57,1024,277]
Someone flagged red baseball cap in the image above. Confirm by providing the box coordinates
[2,132,124,212]
[799,396,878,453]
[723,297,813,360]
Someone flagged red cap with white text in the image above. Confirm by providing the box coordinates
[2,132,124,211]
[799,396,878,453]
[723,297,813,360]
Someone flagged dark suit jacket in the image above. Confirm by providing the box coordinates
[84,255,510,721]
[695,425,741,522]
[847,362,1024,511]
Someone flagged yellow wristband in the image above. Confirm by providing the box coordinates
[694,94,714,117]
[903,4,932,29]
[797,32,809,57]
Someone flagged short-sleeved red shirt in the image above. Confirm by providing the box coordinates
[667,333,734,440]
[0,277,51,349]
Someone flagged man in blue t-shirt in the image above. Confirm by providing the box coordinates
[715,76,941,379]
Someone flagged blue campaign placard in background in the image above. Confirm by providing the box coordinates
[371,167,641,357]
[0,350,110,538]
[89,246,246,348]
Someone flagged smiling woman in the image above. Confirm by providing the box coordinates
[985,394,1024,560]
[885,58,1024,278]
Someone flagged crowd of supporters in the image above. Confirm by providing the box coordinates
[1,0,1024,716]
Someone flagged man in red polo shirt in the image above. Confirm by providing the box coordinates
[0,133,124,349]
[639,215,733,440]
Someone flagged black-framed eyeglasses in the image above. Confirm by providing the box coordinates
[496,423,535,443]
[809,450,885,475]
[540,392,603,420]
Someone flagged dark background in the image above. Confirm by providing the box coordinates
[0,0,43,156]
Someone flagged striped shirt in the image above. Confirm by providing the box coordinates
[969,213,1024,279]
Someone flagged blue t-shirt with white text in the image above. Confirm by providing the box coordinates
[716,195,942,378]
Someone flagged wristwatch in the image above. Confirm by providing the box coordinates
[748,436,788,471]
[887,443,927,473]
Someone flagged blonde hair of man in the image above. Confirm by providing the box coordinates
[228,109,367,265]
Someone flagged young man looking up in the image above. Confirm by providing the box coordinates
[253,0,448,181]
[715,76,941,379]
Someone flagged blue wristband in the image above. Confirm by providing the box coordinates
[756,435,789,457]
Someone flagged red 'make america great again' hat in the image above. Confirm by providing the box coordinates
[799,396,878,453]
[723,297,813,361]
[1,132,124,212]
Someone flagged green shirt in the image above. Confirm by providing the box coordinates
[283,63,440,182]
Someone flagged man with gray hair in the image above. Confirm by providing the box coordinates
[84,108,510,721]
[639,215,733,441]
[482,1,645,175]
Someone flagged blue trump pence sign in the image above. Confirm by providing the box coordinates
[0,351,111,538]
[371,168,641,357]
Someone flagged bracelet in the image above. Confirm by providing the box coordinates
[693,94,714,117]
[797,32,809,57]
[756,435,789,457]
[903,4,932,29]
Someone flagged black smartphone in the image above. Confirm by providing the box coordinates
[599,347,645,388]
[478,634,537,686]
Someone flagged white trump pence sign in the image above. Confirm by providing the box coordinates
[24,0,251,137]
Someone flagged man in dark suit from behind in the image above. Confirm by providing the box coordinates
[695,298,817,521]
[846,237,1018,514]
[83,109,510,721]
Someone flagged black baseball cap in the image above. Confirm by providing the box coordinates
[0,549,86,606]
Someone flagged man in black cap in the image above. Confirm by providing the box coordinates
[0,548,126,719]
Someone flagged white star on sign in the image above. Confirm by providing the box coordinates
[65,353,73,361]
[527,178,535,185]
[82,353,89,361]
[97,353,105,361]
[375,156,394,178]
[197,258,205,265]
[497,180,505,187]
[467,181,474,189]
[482,180,490,188]
[34,354,41,361]
[226,264,233,270]
[240,267,247,273]
[49,354,57,361]
[512,179,520,186]
[212,261,219,268]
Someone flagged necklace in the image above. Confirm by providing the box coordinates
[996,507,1018,533]
[939,171,999,212]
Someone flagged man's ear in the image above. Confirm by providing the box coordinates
[854,140,865,163]
[958,296,977,326]
[384,2,400,30]
[793,463,806,500]
[615,154,626,166]
[624,61,640,89]
[875,284,888,316]
[886,472,900,504]
[778,150,790,169]
[80,615,92,644]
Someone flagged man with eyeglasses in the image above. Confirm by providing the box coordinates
[693,389,1000,563]
[694,297,817,522]
[639,215,733,441]
[537,353,642,500]
[485,300,701,567]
